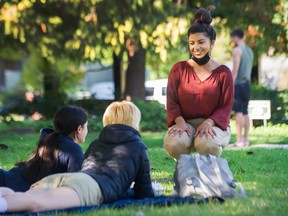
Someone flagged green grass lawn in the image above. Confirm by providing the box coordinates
[0,121,287,215]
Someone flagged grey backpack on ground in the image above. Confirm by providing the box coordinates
[174,154,246,199]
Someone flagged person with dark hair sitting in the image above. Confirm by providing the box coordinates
[163,7,234,160]
[0,106,87,192]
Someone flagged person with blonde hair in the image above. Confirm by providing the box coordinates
[0,101,154,213]
[102,101,141,130]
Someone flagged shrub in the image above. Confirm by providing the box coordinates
[87,116,103,132]
[71,99,111,117]
[133,99,167,132]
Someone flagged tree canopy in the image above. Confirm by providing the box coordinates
[0,0,286,114]
[1,0,286,61]
[215,0,287,55]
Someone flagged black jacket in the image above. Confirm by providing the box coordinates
[54,134,84,173]
[0,134,83,192]
[81,124,154,203]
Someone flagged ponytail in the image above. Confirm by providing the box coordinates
[16,105,87,184]
[17,131,60,183]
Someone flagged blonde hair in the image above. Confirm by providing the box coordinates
[103,101,141,130]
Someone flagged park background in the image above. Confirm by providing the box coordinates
[0,0,287,215]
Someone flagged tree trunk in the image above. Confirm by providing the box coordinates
[113,52,122,100]
[125,43,146,100]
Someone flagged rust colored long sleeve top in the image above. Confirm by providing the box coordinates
[166,61,234,130]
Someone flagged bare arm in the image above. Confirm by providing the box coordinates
[1,186,80,212]
[232,47,242,81]
[209,66,234,130]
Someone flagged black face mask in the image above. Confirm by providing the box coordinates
[191,52,210,65]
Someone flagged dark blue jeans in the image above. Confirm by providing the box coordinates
[0,167,30,192]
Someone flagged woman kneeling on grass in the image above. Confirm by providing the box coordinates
[164,7,234,160]
[0,101,154,213]
[0,106,87,192]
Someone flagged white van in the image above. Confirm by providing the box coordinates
[88,79,168,106]
[90,82,115,100]
[145,79,168,106]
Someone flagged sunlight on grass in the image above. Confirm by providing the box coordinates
[0,121,287,215]
[229,120,288,144]
[151,171,171,179]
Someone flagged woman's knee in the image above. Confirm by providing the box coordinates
[194,136,223,157]
[163,134,191,160]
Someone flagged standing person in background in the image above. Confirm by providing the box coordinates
[231,29,254,147]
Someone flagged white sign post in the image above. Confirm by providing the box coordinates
[248,100,271,128]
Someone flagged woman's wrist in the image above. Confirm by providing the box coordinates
[203,118,215,126]
[175,116,186,126]
[203,121,212,126]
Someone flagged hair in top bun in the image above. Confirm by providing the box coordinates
[188,6,216,41]
[194,8,213,24]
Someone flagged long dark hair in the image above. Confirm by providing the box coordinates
[187,6,216,41]
[17,106,87,183]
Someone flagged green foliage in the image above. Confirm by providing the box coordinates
[146,44,188,79]
[0,45,25,61]
[0,1,287,119]
[279,90,288,117]
[0,0,286,75]
[146,29,233,79]
[22,49,44,91]
[251,84,288,123]
[71,99,112,117]
[71,99,114,131]
[133,99,167,132]
[0,0,190,63]
[17,47,85,118]
[272,0,288,52]
[22,48,84,93]
[215,0,287,55]
[93,0,189,62]
[0,0,195,102]
[87,117,103,133]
